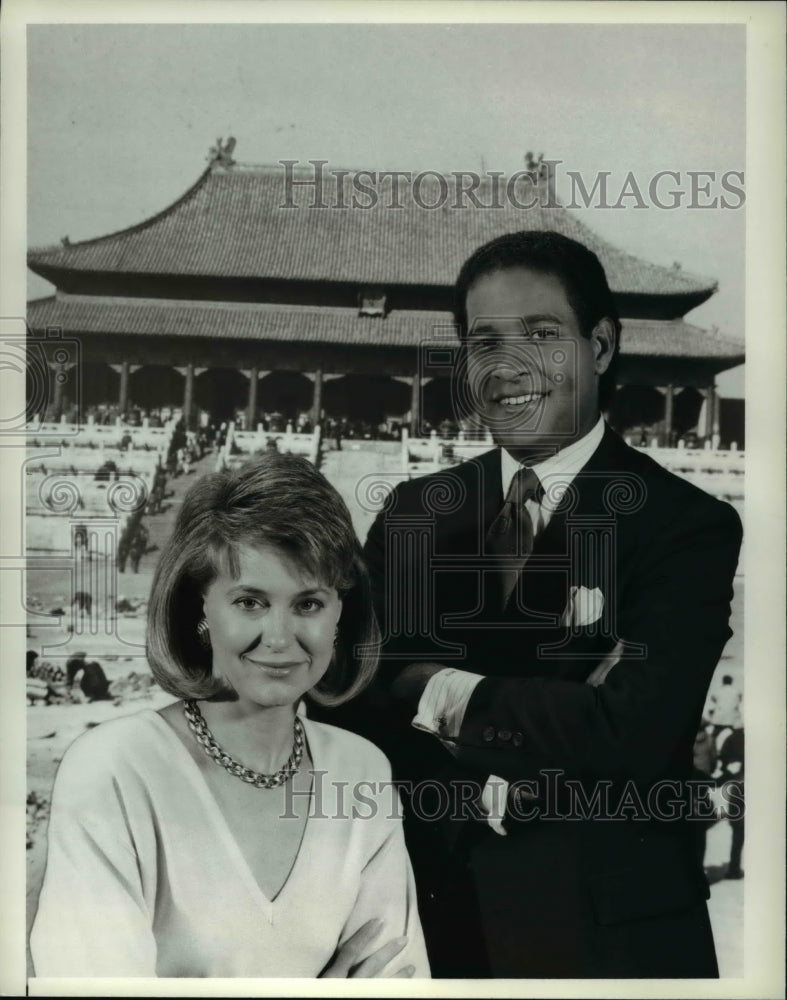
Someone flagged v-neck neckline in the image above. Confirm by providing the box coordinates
[144,708,316,922]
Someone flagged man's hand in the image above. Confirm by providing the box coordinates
[389,662,445,706]
[585,640,624,687]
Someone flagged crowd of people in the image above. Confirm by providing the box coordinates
[165,422,209,477]
[50,403,467,448]
[46,404,722,453]
[27,651,110,705]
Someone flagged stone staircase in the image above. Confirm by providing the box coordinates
[319,444,404,545]
[134,451,218,579]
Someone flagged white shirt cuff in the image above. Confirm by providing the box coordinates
[411,668,484,743]
[412,669,508,836]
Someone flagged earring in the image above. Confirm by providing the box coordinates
[196,618,211,649]
[333,626,339,649]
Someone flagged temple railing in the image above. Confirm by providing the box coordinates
[25,420,172,559]
[28,418,174,455]
[636,446,744,500]
[25,450,164,477]
[401,428,493,476]
[217,422,321,469]
[402,431,744,500]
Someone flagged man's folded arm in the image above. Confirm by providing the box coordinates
[452,499,742,785]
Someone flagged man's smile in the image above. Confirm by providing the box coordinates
[495,391,549,407]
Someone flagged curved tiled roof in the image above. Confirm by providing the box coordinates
[28,162,717,301]
[27,295,744,364]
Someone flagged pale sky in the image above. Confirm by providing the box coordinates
[27,22,746,395]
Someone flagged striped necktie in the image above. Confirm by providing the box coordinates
[485,466,542,609]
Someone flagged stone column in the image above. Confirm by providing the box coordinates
[183,363,195,430]
[664,384,674,443]
[409,371,421,436]
[703,384,716,440]
[246,367,258,429]
[51,363,66,420]
[311,368,324,426]
[118,360,130,415]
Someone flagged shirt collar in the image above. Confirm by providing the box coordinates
[500,416,606,509]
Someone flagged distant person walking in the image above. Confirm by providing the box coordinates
[129,523,149,574]
[714,727,745,879]
[707,675,743,733]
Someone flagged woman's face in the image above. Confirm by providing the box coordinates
[201,543,342,712]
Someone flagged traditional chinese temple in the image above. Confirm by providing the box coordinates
[27,145,744,444]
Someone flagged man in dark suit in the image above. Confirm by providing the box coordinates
[357,231,742,978]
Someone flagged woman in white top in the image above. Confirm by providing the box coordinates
[31,454,429,979]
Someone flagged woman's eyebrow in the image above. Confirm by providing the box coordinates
[227,585,268,596]
[226,584,330,597]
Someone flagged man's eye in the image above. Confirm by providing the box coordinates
[469,338,498,351]
[528,327,557,340]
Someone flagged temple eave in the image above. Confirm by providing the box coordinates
[26,295,744,370]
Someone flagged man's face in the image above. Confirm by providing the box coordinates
[464,266,611,461]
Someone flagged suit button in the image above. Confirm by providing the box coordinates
[482,726,495,742]
[497,729,512,742]
[512,731,523,747]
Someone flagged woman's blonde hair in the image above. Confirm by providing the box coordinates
[146,453,379,705]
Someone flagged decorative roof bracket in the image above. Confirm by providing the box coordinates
[208,136,237,169]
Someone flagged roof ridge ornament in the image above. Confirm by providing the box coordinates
[524,151,548,183]
[524,151,557,203]
[208,136,237,169]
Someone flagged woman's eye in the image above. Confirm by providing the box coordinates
[235,597,263,611]
[298,598,324,614]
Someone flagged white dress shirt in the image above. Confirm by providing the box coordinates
[412,417,606,834]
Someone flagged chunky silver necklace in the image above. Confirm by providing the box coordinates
[183,699,305,789]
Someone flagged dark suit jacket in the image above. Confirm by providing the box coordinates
[324,426,742,977]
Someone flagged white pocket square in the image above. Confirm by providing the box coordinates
[561,586,604,628]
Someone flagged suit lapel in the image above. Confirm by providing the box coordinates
[433,447,501,557]
[475,447,504,544]
[434,430,630,665]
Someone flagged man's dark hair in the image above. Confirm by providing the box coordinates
[454,230,621,410]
